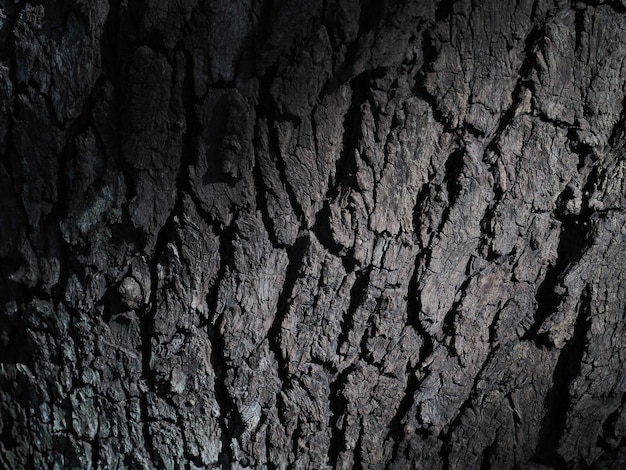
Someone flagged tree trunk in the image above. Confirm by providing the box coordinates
[1,0,626,468]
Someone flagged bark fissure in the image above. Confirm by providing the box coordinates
[204,222,237,468]
[535,284,593,466]
[439,344,501,470]
[257,65,307,229]
[207,320,240,469]
[407,255,434,365]
[337,268,371,355]
[328,364,357,466]
[386,368,423,462]
[331,71,376,197]
[140,212,180,465]
[526,173,595,344]
[267,236,309,385]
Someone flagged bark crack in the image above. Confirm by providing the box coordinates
[268,236,309,381]
[534,284,592,467]
[525,170,595,344]
[140,212,180,465]
[202,221,238,468]
[337,268,371,357]
[439,344,501,470]
[328,364,357,467]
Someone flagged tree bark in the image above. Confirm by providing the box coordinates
[1,0,626,468]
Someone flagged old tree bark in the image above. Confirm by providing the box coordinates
[1,0,626,468]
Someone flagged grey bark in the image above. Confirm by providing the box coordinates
[1,0,626,468]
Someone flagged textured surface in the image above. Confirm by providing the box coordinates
[1,0,626,468]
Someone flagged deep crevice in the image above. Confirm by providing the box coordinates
[597,393,626,454]
[139,210,180,465]
[442,274,473,354]
[257,63,307,230]
[386,368,423,463]
[312,202,349,256]
[479,440,496,470]
[435,0,455,22]
[353,418,364,470]
[411,29,458,133]
[328,364,357,467]
[607,93,626,148]
[291,416,302,462]
[251,113,291,249]
[267,235,310,385]
[100,0,122,87]
[525,165,596,343]
[406,256,434,366]
[337,268,371,354]
[204,220,241,467]
[207,321,241,469]
[443,149,465,209]
[358,0,385,36]
[533,284,592,467]
[438,344,500,470]
[329,69,384,199]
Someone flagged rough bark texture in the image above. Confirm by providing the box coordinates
[1,0,626,468]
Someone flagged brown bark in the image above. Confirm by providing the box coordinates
[1,0,626,468]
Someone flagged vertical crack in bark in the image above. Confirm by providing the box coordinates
[205,222,237,468]
[488,299,510,346]
[479,440,496,470]
[407,249,434,365]
[525,177,595,344]
[328,364,357,466]
[534,284,592,467]
[131,40,203,466]
[507,393,522,430]
[270,125,305,226]
[257,63,307,229]
[434,0,456,22]
[429,146,467,239]
[386,368,422,462]
[573,5,586,53]
[495,23,542,135]
[100,0,122,87]
[597,393,626,456]
[55,75,110,227]
[207,320,242,469]
[251,118,285,249]
[178,410,204,468]
[140,213,179,465]
[268,236,309,384]
[383,254,436,458]
[311,206,360,272]
[337,268,371,355]
[443,149,465,209]
[353,417,365,470]
[442,275,473,357]
[479,24,545,257]
[412,29,457,133]
[1,4,40,245]
[290,415,302,463]
[266,236,309,464]
[330,71,373,198]
[439,344,501,470]
[178,45,202,197]
[90,437,99,469]
[608,93,626,148]
[265,420,277,470]
[357,0,385,36]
